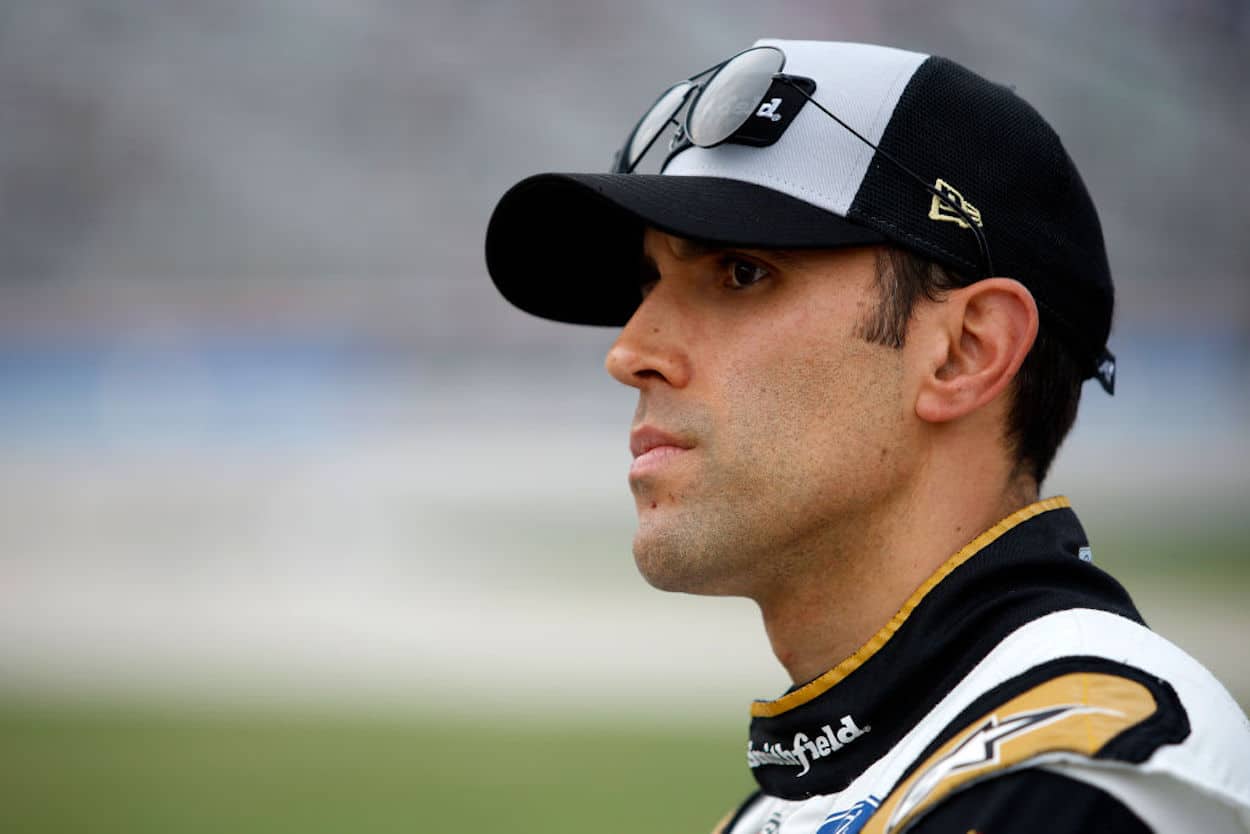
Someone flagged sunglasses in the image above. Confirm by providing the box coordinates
[610,45,994,280]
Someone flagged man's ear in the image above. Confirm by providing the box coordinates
[914,278,1039,424]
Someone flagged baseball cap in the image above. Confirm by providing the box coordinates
[485,39,1116,393]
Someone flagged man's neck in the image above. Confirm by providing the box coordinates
[755,456,1039,687]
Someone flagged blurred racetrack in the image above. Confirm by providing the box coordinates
[0,2,1246,830]
[3,341,1247,716]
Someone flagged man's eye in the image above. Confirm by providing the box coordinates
[725,258,769,289]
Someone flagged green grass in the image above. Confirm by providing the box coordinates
[2,513,1242,833]
[0,699,753,834]
[1092,512,1250,588]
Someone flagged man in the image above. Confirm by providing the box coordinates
[484,39,1250,833]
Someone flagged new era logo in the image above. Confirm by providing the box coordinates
[928,179,983,229]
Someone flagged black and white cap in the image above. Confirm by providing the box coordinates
[485,39,1116,392]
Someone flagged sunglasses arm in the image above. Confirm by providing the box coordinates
[779,78,995,279]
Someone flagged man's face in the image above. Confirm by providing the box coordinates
[604,229,919,601]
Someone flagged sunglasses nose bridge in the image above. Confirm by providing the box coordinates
[619,80,699,173]
[667,123,687,152]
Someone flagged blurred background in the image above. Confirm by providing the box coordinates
[1,1,1247,831]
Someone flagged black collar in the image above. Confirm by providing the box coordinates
[746,499,1143,799]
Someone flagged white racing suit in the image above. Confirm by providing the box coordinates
[720,498,1250,834]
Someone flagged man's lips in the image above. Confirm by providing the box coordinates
[629,426,693,479]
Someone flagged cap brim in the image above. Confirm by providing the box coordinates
[485,173,887,326]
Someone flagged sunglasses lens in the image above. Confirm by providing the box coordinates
[686,46,785,147]
[626,81,694,171]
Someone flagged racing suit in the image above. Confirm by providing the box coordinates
[720,497,1250,834]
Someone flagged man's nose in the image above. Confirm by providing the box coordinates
[604,290,691,390]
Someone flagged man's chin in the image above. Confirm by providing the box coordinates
[631,518,740,596]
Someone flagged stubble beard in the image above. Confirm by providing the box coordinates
[625,332,906,600]
[632,490,750,596]
[629,447,805,599]
[627,401,826,599]
[627,394,906,602]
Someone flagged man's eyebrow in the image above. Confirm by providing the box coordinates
[643,236,808,268]
[669,237,722,260]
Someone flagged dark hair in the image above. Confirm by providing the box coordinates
[861,248,1084,484]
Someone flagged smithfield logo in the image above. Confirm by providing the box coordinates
[816,795,881,834]
[747,715,870,777]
